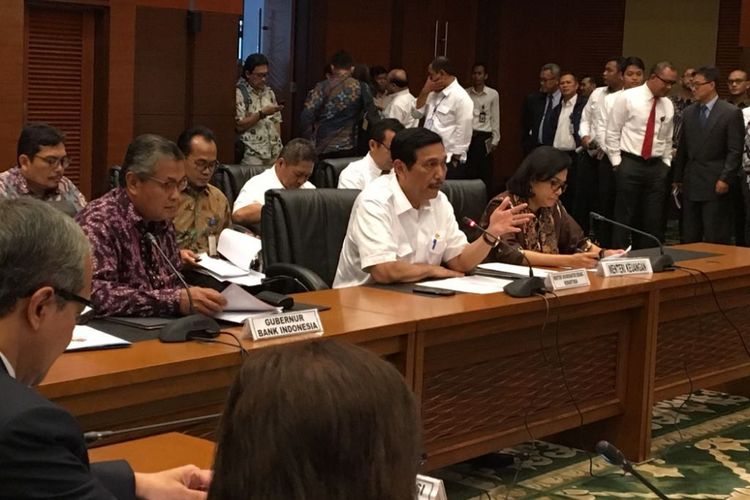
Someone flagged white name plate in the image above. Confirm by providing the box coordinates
[416,474,447,500]
[544,268,590,291]
[596,257,653,277]
[245,309,323,341]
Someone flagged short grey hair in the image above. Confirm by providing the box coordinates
[0,199,91,316]
[279,138,317,165]
[122,134,184,180]
[650,61,676,77]
[541,63,561,78]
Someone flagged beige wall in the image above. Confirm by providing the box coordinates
[623,0,719,73]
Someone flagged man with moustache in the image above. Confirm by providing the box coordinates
[76,135,227,317]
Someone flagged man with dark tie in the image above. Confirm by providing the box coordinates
[605,61,678,249]
[673,66,744,244]
[521,63,561,155]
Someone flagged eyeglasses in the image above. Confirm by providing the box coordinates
[691,80,712,88]
[655,74,678,86]
[549,177,568,193]
[250,72,269,79]
[35,155,71,169]
[375,141,390,151]
[194,159,220,172]
[54,288,95,325]
[146,176,189,192]
[728,79,748,85]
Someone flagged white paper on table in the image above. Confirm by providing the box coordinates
[213,311,271,324]
[196,253,248,277]
[600,245,632,261]
[477,262,551,278]
[66,325,131,351]
[418,275,513,294]
[194,267,265,287]
[219,283,281,312]
[217,229,262,271]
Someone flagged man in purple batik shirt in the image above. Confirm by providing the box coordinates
[76,134,227,317]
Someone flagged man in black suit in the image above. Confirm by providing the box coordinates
[673,66,745,244]
[0,198,211,499]
[521,63,561,155]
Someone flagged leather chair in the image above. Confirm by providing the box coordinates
[210,163,271,207]
[261,188,360,292]
[310,156,362,188]
[440,179,488,238]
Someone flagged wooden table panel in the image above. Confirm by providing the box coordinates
[88,433,215,471]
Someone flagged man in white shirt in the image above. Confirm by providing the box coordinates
[552,72,587,214]
[333,128,533,288]
[466,62,500,196]
[232,138,316,227]
[605,61,677,249]
[741,107,750,244]
[338,119,404,189]
[384,69,418,128]
[411,57,474,178]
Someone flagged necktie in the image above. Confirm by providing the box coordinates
[538,94,553,143]
[700,105,709,127]
[641,97,657,160]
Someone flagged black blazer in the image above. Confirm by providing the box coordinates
[0,366,135,500]
[520,90,548,154]
[673,99,745,202]
[549,95,589,148]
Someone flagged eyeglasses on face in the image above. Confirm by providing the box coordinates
[146,176,189,192]
[691,80,712,88]
[54,288,95,325]
[35,155,71,169]
[193,159,220,172]
[655,74,678,86]
[548,177,568,193]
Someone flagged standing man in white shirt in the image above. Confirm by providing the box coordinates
[605,61,678,249]
[232,138,317,229]
[333,128,533,288]
[411,57,474,179]
[466,63,500,196]
[551,72,587,215]
[741,107,750,244]
[383,69,418,128]
[338,119,405,190]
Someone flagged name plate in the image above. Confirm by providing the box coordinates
[544,268,590,291]
[245,309,323,341]
[416,474,447,500]
[596,257,653,277]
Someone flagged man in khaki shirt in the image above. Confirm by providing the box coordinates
[174,126,231,256]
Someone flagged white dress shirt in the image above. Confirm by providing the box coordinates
[742,107,750,171]
[233,166,315,213]
[466,85,501,146]
[597,89,623,157]
[553,94,578,151]
[0,351,16,379]
[384,89,418,128]
[605,83,675,166]
[412,78,474,162]
[579,86,614,144]
[333,175,468,288]
[338,153,391,189]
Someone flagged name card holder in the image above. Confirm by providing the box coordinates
[244,309,323,341]
[596,257,653,277]
[544,268,590,291]
[416,474,447,500]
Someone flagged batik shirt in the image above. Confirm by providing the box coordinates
[235,78,283,164]
[0,166,86,212]
[174,183,231,253]
[75,188,182,317]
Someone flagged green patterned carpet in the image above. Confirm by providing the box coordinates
[432,390,750,499]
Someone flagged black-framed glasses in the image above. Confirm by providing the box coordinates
[655,74,678,86]
[690,80,712,88]
[549,177,568,193]
[54,288,95,325]
[375,140,390,151]
[194,159,220,172]
[35,155,71,169]
[146,176,189,192]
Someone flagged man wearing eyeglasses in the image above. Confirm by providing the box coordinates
[0,123,86,213]
[236,53,284,167]
[338,119,405,189]
[76,134,227,317]
[174,126,231,255]
[727,70,750,109]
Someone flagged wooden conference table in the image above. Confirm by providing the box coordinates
[40,243,750,470]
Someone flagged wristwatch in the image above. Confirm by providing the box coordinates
[482,232,500,248]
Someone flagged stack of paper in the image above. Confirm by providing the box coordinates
[213,284,282,323]
[195,229,264,286]
[418,275,513,295]
[66,325,131,352]
[476,262,551,279]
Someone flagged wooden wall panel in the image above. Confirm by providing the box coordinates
[716,0,743,100]
[323,0,392,68]
[0,1,25,169]
[106,2,136,174]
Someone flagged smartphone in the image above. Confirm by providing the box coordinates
[412,285,455,296]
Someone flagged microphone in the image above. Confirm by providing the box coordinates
[145,232,220,342]
[84,412,222,446]
[589,212,674,272]
[595,440,670,499]
[462,217,545,298]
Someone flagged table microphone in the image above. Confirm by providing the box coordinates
[84,412,223,446]
[595,440,670,499]
[145,232,194,314]
[589,212,674,272]
[462,217,545,298]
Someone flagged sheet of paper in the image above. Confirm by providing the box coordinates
[419,275,513,295]
[220,283,281,312]
[196,253,248,277]
[66,325,131,351]
[213,311,270,324]
[601,245,632,261]
[477,262,551,278]
[194,267,265,287]
[217,228,262,271]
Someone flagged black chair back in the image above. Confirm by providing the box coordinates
[310,156,362,188]
[210,164,271,207]
[261,188,360,287]
[440,179,488,238]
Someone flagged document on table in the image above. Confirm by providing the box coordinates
[213,284,281,323]
[476,262,551,279]
[66,325,131,351]
[196,254,248,277]
[418,275,513,294]
[217,228,262,271]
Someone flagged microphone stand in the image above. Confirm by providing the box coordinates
[596,440,670,500]
[589,212,674,272]
[84,412,223,446]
